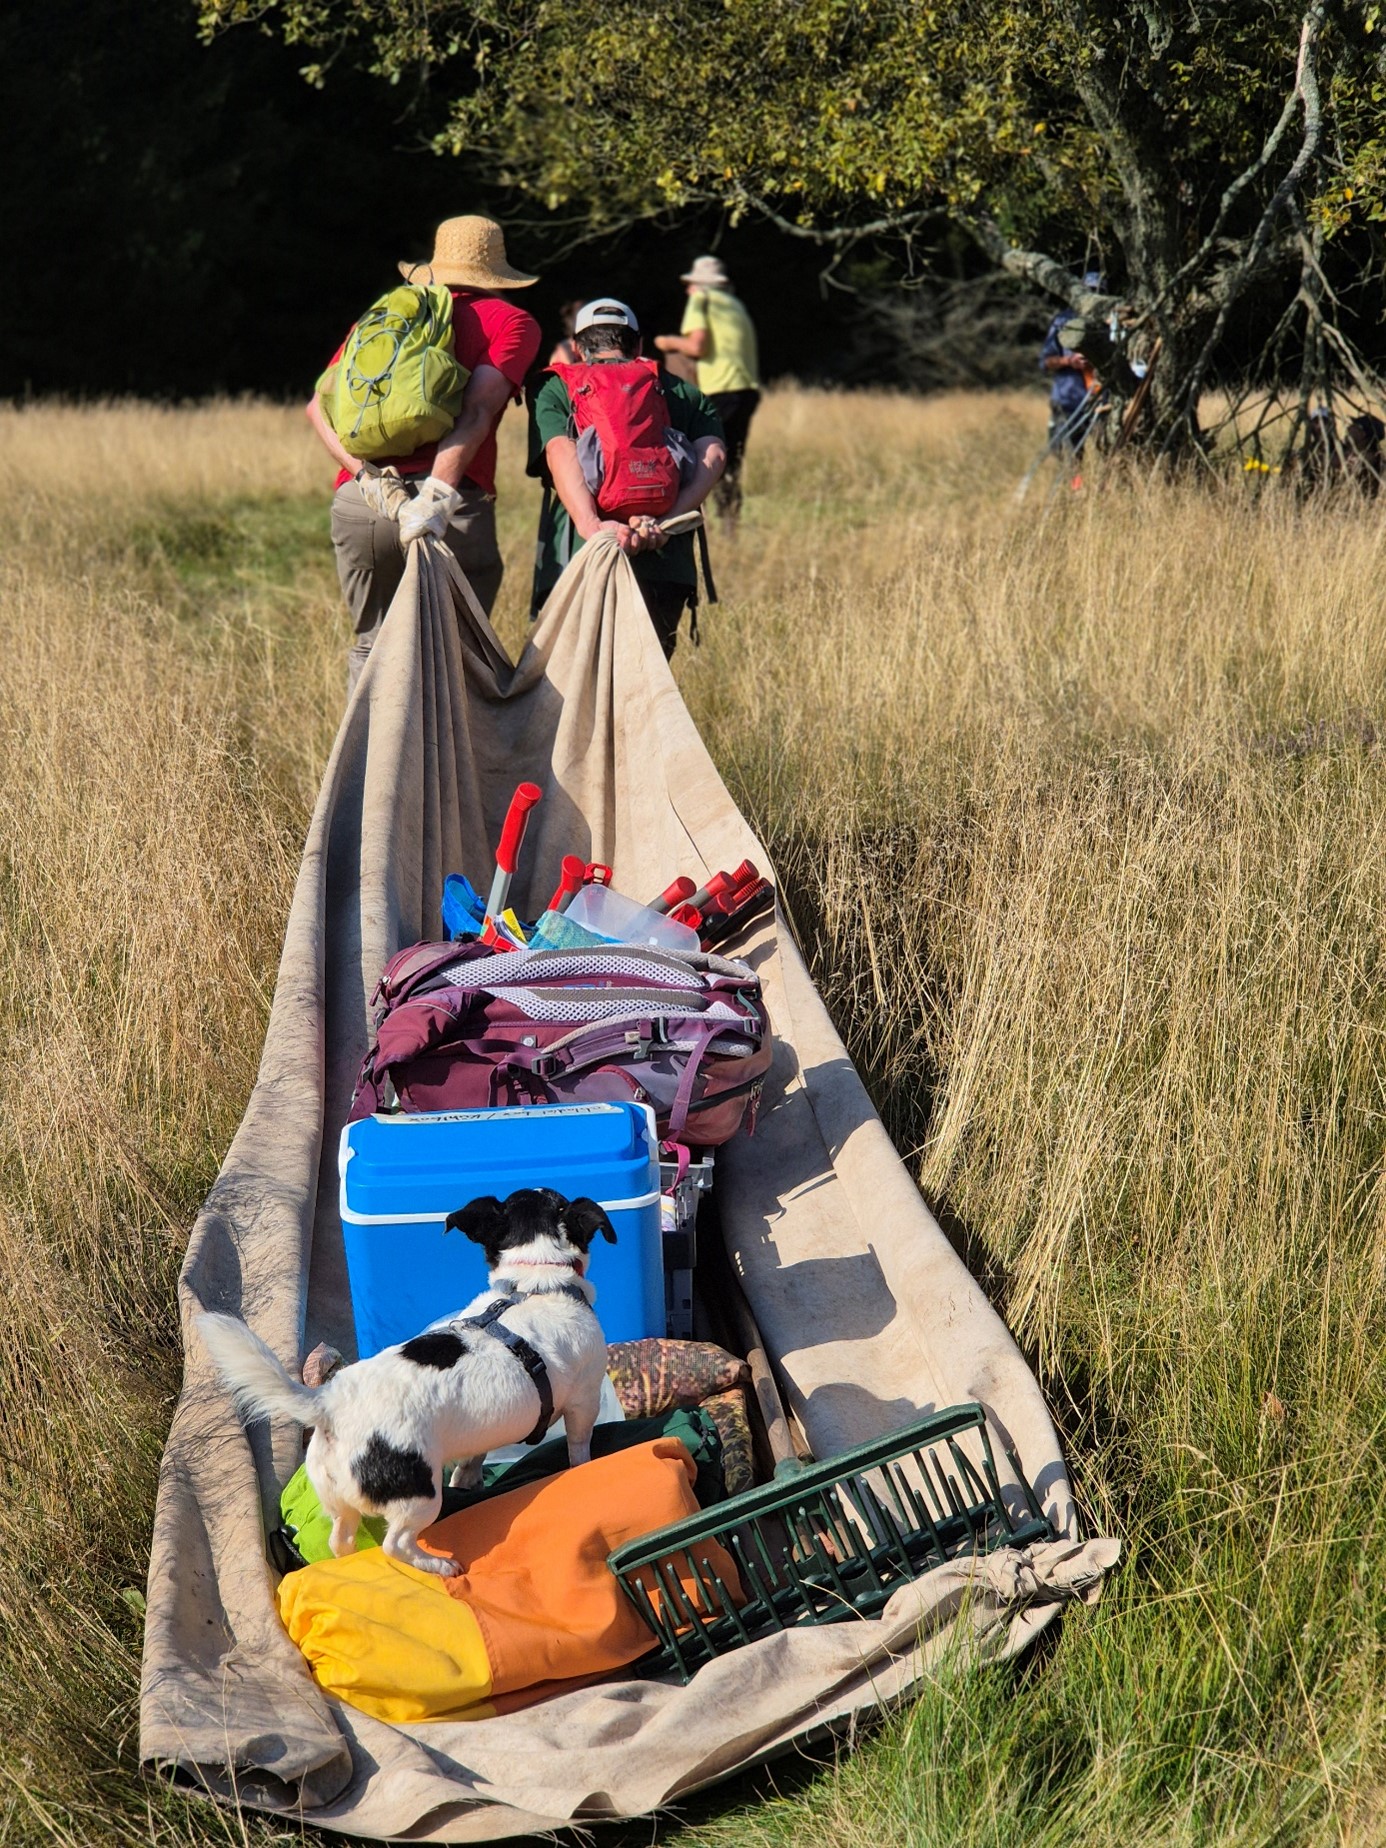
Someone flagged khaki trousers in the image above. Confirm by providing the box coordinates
[331,480,504,690]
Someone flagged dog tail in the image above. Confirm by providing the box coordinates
[196,1312,325,1429]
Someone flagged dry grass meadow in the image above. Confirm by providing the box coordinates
[5,389,1386,1845]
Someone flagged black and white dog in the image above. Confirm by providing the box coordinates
[197,1188,615,1577]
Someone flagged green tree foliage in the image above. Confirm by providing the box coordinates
[198,0,1386,444]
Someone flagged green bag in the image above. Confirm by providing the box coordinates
[317,282,469,461]
[274,1408,727,1569]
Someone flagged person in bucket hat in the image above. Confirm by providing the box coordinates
[306,215,541,690]
[655,255,760,532]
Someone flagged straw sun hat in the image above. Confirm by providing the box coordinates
[399,215,537,290]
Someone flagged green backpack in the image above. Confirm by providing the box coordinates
[317,282,470,461]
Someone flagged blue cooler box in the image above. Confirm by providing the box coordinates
[338,1102,662,1356]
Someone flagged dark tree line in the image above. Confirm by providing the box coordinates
[7,0,1033,401]
[189,0,1386,453]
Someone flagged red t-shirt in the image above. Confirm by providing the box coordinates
[329,288,541,494]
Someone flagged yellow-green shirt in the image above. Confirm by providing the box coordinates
[681,289,761,395]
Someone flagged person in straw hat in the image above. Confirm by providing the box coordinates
[655,255,761,533]
[306,215,541,689]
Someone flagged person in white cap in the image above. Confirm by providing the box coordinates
[655,255,761,531]
[528,298,726,657]
[306,215,541,689]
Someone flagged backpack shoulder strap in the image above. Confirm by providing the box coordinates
[696,520,718,607]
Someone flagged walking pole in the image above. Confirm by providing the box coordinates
[1014,393,1101,504]
[529,486,555,623]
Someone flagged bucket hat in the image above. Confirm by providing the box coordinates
[573,298,639,334]
[399,216,537,290]
[681,255,730,288]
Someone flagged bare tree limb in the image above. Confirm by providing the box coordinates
[1163,3,1328,448]
[967,217,1139,394]
[968,219,1113,313]
[725,186,943,247]
[1147,0,1328,318]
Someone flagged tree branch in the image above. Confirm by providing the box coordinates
[725,186,944,247]
[967,218,1139,394]
[1148,0,1329,317]
[1163,3,1328,447]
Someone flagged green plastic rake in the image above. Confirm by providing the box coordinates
[607,1401,1054,1682]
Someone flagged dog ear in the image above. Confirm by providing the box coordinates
[563,1196,617,1248]
[445,1196,505,1244]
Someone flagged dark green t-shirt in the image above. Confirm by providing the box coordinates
[528,367,723,592]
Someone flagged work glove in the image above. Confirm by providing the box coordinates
[353,462,410,521]
[397,476,464,546]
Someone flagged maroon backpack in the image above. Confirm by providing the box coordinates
[349,941,772,1148]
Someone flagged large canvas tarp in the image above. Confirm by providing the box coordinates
[139,540,1117,1840]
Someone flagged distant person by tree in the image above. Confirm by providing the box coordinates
[530,298,726,658]
[1039,270,1104,481]
[655,257,760,533]
[1287,406,1386,498]
[305,215,540,689]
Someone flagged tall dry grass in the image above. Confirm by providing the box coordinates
[3,391,1386,1844]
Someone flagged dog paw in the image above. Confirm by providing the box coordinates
[412,1552,460,1578]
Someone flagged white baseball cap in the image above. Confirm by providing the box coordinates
[573,298,640,334]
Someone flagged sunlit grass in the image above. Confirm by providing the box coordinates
[3,391,1386,1843]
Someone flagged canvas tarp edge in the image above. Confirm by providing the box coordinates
[139,537,1115,1838]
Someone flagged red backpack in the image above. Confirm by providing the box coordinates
[548,359,693,522]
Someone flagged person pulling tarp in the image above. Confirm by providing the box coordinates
[528,298,725,658]
[307,214,542,690]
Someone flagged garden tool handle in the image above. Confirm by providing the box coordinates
[484,782,543,935]
[547,854,587,915]
[700,878,774,948]
[687,859,759,913]
[648,875,697,915]
[494,783,543,876]
[721,1270,806,1477]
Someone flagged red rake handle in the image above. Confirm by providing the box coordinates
[495,783,543,875]
[688,859,758,912]
[547,854,588,914]
[649,875,697,915]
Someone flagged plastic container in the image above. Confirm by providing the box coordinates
[563,883,700,952]
[339,1101,662,1356]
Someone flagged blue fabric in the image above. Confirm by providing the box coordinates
[1040,312,1090,415]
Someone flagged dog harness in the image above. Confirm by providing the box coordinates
[462,1283,593,1446]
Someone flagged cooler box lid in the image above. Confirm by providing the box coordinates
[340,1102,659,1225]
